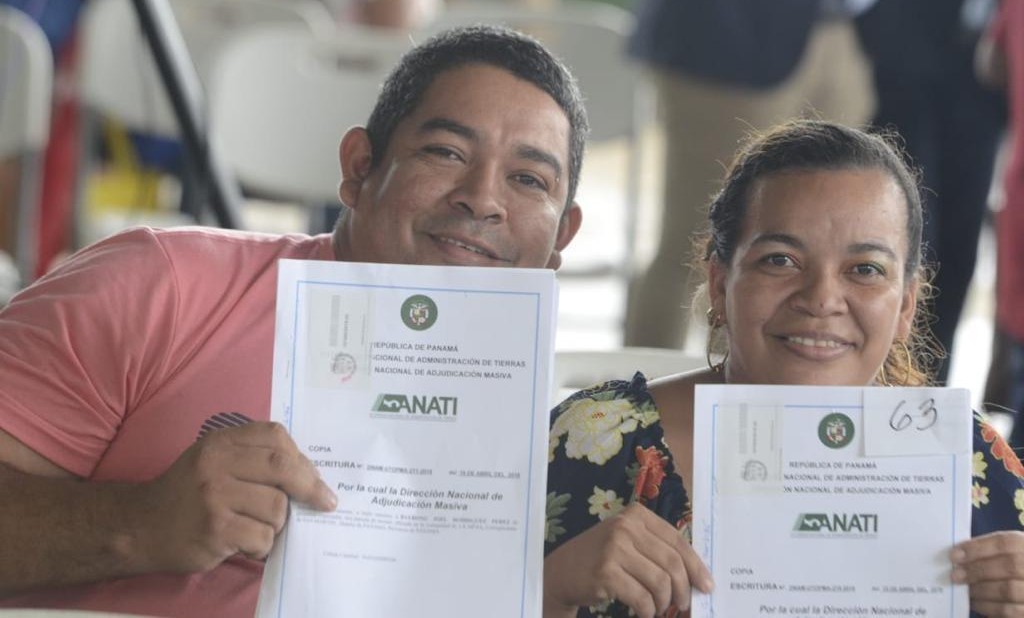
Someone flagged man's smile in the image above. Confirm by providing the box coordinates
[428,233,511,263]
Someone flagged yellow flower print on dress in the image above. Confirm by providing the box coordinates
[972,451,988,479]
[587,599,614,616]
[588,486,625,520]
[634,399,660,429]
[972,482,990,508]
[551,398,641,465]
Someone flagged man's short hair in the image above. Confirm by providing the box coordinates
[365,25,589,210]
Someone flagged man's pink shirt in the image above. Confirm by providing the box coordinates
[0,226,334,617]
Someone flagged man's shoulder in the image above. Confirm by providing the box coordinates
[119,225,323,250]
[96,226,333,267]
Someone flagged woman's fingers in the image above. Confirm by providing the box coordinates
[542,502,713,617]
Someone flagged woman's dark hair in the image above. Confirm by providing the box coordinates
[364,25,589,210]
[700,119,939,385]
[704,119,923,278]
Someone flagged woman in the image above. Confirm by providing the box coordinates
[543,120,1024,618]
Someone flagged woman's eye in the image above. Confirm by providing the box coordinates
[852,263,885,277]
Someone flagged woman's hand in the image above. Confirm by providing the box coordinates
[952,530,1024,615]
[543,502,713,618]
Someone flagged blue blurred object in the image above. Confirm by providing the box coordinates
[128,131,182,174]
[5,1,183,173]
[0,0,84,54]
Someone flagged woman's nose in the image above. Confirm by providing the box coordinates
[791,269,847,316]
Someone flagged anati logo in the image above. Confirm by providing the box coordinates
[372,393,458,419]
[400,294,438,331]
[818,412,855,449]
[793,512,878,535]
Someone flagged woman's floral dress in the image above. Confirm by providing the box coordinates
[545,373,1024,618]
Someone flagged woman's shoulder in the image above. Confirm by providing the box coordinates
[550,372,658,428]
[548,372,670,469]
[548,368,715,446]
[646,367,720,414]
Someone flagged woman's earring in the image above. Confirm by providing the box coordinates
[705,308,727,372]
[876,340,912,387]
[877,363,890,387]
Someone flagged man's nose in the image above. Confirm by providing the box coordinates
[450,163,507,222]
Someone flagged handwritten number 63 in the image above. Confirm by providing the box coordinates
[890,398,938,431]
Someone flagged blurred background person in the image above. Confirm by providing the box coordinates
[855,0,1006,385]
[623,0,876,352]
[321,0,441,29]
[352,0,441,29]
[977,0,1024,446]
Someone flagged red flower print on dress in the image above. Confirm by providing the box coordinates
[633,445,668,503]
[981,422,998,443]
[980,422,1024,479]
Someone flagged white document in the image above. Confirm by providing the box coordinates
[256,260,557,618]
[692,384,972,618]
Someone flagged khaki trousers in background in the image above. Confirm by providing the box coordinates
[624,19,875,351]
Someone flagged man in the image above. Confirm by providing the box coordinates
[0,26,585,617]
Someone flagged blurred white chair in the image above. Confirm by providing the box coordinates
[0,5,53,284]
[79,0,178,140]
[552,347,705,405]
[74,0,335,243]
[432,1,637,143]
[428,1,648,277]
[208,24,412,205]
[78,0,334,138]
[173,0,334,83]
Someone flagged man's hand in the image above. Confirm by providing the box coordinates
[543,502,713,618]
[0,421,335,595]
[134,422,337,574]
[952,530,1024,616]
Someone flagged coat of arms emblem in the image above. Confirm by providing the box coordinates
[818,412,855,449]
[400,294,438,331]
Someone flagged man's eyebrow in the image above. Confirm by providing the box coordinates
[419,117,477,140]
[517,145,562,180]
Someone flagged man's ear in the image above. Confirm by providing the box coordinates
[338,127,373,209]
[546,202,583,270]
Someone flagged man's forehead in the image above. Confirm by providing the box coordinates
[408,64,570,145]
